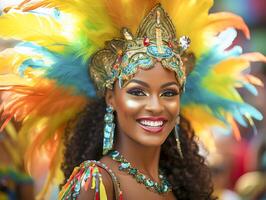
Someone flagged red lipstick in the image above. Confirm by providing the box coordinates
[136,116,167,133]
[137,116,167,121]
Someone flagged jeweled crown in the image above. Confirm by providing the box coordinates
[89,4,193,96]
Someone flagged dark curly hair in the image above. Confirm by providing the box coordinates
[61,98,216,200]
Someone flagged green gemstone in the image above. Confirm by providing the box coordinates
[144,179,154,187]
[154,182,161,193]
[178,70,183,77]
[129,168,137,175]
[110,151,119,158]
[136,174,145,183]
[109,150,171,194]
[119,162,130,171]
[161,184,169,193]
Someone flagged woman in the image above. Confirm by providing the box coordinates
[0,0,264,199]
[59,6,215,199]
[61,62,214,199]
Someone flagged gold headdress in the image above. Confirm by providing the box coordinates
[90,5,191,95]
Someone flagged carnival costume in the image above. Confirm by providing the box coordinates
[0,0,265,199]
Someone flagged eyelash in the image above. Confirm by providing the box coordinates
[127,88,178,97]
[127,88,146,96]
[160,90,178,97]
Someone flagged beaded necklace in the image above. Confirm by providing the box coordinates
[109,150,172,194]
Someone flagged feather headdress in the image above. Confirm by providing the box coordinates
[0,0,265,198]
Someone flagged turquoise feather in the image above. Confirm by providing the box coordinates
[17,42,96,97]
[181,40,263,127]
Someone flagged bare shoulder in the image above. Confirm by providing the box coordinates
[59,160,115,200]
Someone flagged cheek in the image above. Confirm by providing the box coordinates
[167,96,180,111]
[115,94,144,119]
[165,99,180,121]
[121,98,142,110]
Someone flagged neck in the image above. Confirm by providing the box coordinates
[114,131,161,182]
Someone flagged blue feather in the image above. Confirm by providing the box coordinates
[17,42,97,97]
[46,54,96,97]
[19,59,47,76]
[242,82,258,96]
[182,41,263,129]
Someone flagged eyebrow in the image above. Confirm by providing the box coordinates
[125,79,149,87]
[161,81,179,88]
[125,79,179,89]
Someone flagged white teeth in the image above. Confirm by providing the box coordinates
[139,120,163,127]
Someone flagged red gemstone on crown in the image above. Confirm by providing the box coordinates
[143,37,150,46]
[168,41,173,48]
[113,64,119,70]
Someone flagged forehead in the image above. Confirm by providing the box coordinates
[128,62,178,86]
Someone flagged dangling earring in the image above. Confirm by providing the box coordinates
[174,115,183,159]
[103,105,115,155]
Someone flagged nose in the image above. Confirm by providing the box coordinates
[145,95,163,114]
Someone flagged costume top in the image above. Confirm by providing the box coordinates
[59,160,122,200]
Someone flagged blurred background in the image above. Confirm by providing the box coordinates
[209,1,266,200]
[0,0,266,199]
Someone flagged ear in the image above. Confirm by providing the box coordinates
[105,88,116,109]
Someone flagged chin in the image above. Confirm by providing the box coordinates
[134,130,170,147]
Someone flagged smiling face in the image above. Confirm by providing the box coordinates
[106,62,180,147]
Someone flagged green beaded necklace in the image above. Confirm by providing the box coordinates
[109,150,172,194]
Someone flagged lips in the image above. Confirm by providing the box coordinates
[136,117,167,133]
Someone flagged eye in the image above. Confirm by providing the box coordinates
[127,88,147,96]
[160,89,179,97]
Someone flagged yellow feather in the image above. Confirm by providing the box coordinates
[31,0,120,57]
[5,0,251,59]
[5,122,18,141]
[104,0,159,32]
[206,12,250,39]
[203,71,246,101]
[0,11,68,52]
[100,177,108,200]
[34,130,64,200]
[3,123,22,166]
[0,75,33,86]
[0,49,28,73]
[213,58,250,75]
[181,105,226,136]
[199,131,217,153]
[202,52,266,99]
[160,0,214,57]
[0,48,38,86]
[203,73,244,101]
